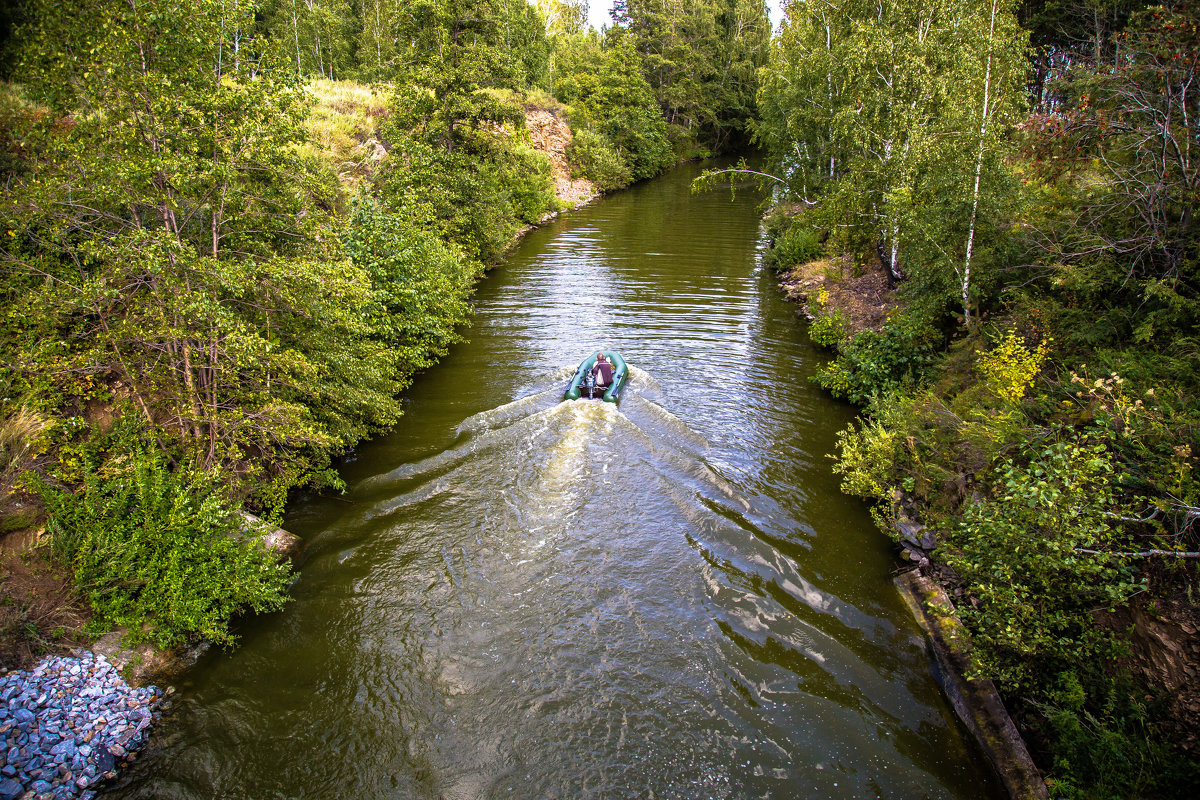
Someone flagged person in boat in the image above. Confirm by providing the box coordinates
[590,352,615,388]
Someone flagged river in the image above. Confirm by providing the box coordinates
[112,163,1002,799]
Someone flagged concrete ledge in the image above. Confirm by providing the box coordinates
[894,569,1048,800]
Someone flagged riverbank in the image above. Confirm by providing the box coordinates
[776,255,1048,795]
[776,246,1200,793]
[0,89,599,678]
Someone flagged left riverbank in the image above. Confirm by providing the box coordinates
[0,84,596,678]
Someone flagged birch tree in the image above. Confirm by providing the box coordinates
[757,0,1027,309]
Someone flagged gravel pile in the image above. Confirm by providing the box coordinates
[0,652,164,800]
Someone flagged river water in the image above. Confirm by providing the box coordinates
[113,163,1002,799]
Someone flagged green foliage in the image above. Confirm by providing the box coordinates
[978,328,1053,403]
[345,193,478,372]
[769,223,823,271]
[553,37,674,183]
[1038,667,1200,800]
[757,0,1029,317]
[942,436,1142,696]
[381,130,554,263]
[566,128,632,192]
[806,290,849,349]
[32,429,293,648]
[611,0,770,152]
[833,394,912,502]
[815,311,942,405]
[4,0,413,501]
[380,0,557,262]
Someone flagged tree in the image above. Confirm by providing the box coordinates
[3,0,401,500]
[553,35,675,184]
[1031,0,1199,344]
[381,0,556,261]
[757,0,1028,318]
[611,0,768,151]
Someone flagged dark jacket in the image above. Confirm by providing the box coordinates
[591,359,614,385]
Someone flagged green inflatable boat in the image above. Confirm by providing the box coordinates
[564,351,628,403]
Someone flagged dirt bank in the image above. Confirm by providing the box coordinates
[778,253,897,334]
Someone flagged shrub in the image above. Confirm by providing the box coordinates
[978,328,1052,403]
[33,440,293,648]
[770,223,823,270]
[940,435,1143,696]
[566,128,631,191]
[807,289,850,349]
[815,311,941,404]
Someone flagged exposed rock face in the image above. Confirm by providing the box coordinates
[1104,600,1200,755]
[524,108,598,207]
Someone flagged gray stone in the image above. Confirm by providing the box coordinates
[895,518,936,551]
[0,778,21,800]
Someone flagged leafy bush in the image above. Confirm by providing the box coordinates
[345,193,478,375]
[33,440,293,648]
[978,328,1052,403]
[815,311,941,404]
[503,138,558,223]
[567,128,631,191]
[940,435,1142,696]
[553,37,674,184]
[770,223,823,270]
[807,289,849,349]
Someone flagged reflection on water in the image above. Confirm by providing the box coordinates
[111,163,1002,800]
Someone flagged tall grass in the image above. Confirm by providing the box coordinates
[302,79,392,185]
[1,406,47,497]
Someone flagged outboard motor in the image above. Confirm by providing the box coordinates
[582,370,598,399]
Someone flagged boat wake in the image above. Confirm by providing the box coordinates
[355,366,724,547]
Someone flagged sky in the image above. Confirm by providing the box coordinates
[585,1,783,34]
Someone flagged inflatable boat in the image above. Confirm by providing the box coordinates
[564,351,628,403]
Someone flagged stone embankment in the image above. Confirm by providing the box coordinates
[0,652,165,800]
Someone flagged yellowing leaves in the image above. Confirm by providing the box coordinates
[978,328,1051,403]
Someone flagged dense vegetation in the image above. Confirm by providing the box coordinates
[0,0,767,649]
[755,0,1199,795]
[6,0,1191,794]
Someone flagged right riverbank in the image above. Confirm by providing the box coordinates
[764,207,1200,796]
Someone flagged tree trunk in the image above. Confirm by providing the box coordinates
[961,0,999,327]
